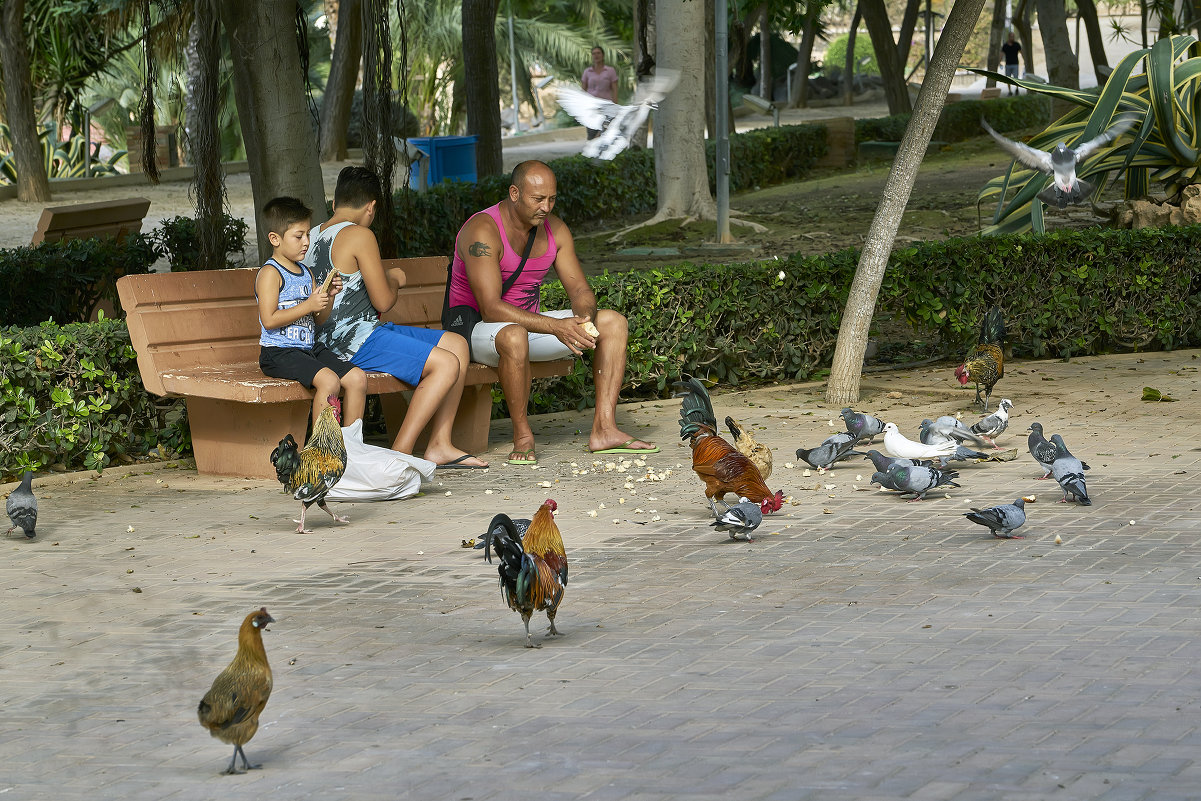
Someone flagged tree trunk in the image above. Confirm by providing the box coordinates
[860,0,913,114]
[462,0,503,177]
[219,0,329,262]
[759,5,773,98]
[705,0,716,137]
[324,0,340,46]
[985,0,1006,87]
[1036,0,1078,117]
[0,0,51,202]
[897,0,921,67]
[843,4,861,104]
[1013,0,1035,74]
[188,0,229,270]
[825,0,987,405]
[319,0,362,162]
[788,5,821,108]
[651,0,714,220]
[1076,0,1109,73]
[631,0,656,149]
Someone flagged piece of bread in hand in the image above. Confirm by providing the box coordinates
[581,321,600,338]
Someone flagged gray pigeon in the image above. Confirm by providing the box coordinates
[885,463,961,501]
[920,416,990,449]
[964,497,1028,538]
[710,498,763,541]
[795,432,865,470]
[1049,436,1091,506]
[1027,423,1059,479]
[870,470,903,491]
[970,399,1013,444]
[981,116,1135,208]
[555,70,679,160]
[840,408,885,444]
[864,449,918,473]
[6,471,37,539]
[480,516,531,561]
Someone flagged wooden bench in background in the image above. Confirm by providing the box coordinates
[32,197,151,245]
[116,256,575,479]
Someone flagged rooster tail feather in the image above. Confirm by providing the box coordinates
[269,434,301,484]
[672,374,717,436]
[978,306,1006,347]
[487,514,525,567]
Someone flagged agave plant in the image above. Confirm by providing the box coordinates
[972,34,1201,234]
[0,123,126,185]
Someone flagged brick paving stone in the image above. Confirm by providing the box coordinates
[3,350,1201,799]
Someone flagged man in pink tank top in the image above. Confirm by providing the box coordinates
[452,160,658,465]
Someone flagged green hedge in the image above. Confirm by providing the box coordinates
[855,92,1052,143]
[0,319,188,479]
[0,235,158,326]
[513,224,1201,416]
[390,123,827,257]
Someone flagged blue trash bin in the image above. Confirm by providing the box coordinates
[407,135,479,190]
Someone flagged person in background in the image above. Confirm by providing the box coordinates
[1001,32,1022,95]
[580,46,618,140]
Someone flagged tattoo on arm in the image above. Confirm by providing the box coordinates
[468,241,491,258]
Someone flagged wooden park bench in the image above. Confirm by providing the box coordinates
[116,257,575,479]
[31,197,152,245]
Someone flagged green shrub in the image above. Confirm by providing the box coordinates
[389,124,827,256]
[0,235,159,326]
[855,92,1051,143]
[0,318,188,479]
[823,33,879,76]
[154,214,250,271]
[510,224,1201,416]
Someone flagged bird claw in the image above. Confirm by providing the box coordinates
[331,514,350,524]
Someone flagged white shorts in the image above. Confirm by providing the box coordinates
[470,308,578,368]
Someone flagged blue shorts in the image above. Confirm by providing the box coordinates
[351,323,445,386]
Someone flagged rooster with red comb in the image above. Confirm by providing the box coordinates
[485,499,568,647]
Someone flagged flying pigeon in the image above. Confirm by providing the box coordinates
[981,116,1136,209]
[970,398,1013,445]
[710,497,764,541]
[556,70,680,160]
[840,408,886,444]
[5,471,37,539]
[964,497,1029,538]
[884,462,961,501]
[479,516,531,561]
[795,432,865,470]
[1026,422,1059,479]
[882,423,957,461]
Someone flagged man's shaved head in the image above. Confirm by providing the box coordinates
[510,160,555,194]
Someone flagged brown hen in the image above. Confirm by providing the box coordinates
[198,608,274,775]
[673,376,783,516]
[955,307,1006,412]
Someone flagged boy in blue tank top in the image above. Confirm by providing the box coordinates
[256,196,367,430]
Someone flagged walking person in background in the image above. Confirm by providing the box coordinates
[1001,32,1022,95]
[580,46,618,140]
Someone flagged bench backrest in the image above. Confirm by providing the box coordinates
[118,256,450,396]
[32,197,152,245]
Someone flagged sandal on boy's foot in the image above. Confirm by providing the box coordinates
[507,449,537,465]
[587,438,660,455]
[435,454,489,469]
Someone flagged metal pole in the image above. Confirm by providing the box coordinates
[507,3,521,135]
[715,0,732,243]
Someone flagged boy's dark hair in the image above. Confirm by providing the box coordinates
[263,196,312,237]
[334,165,382,208]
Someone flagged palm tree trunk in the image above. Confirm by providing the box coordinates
[320,0,362,162]
[0,0,51,202]
[188,0,228,270]
[825,0,988,405]
[219,0,328,261]
[860,0,913,114]
[462,0,503,177]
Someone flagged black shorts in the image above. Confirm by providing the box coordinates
[260,343,358,388]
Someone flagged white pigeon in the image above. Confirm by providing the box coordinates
[981,116,1136,209]
[555,70,679,160]
[883,422,957,461]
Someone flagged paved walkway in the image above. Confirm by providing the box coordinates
[4,350,1201,800]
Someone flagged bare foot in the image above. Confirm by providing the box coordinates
[507,435,537,464]
[587,431,659,454]
[424,446,489,468]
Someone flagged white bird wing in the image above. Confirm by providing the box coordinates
[555,86,622,130]
[981,118,1054,173]
[885,428,956,459]
[631,68,681,105]
[1073,116,1136,162]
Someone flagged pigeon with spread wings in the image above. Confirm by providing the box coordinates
[556,70,679,160]
[981,116,1135,208]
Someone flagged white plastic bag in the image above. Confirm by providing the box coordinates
[325,419,435,502]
